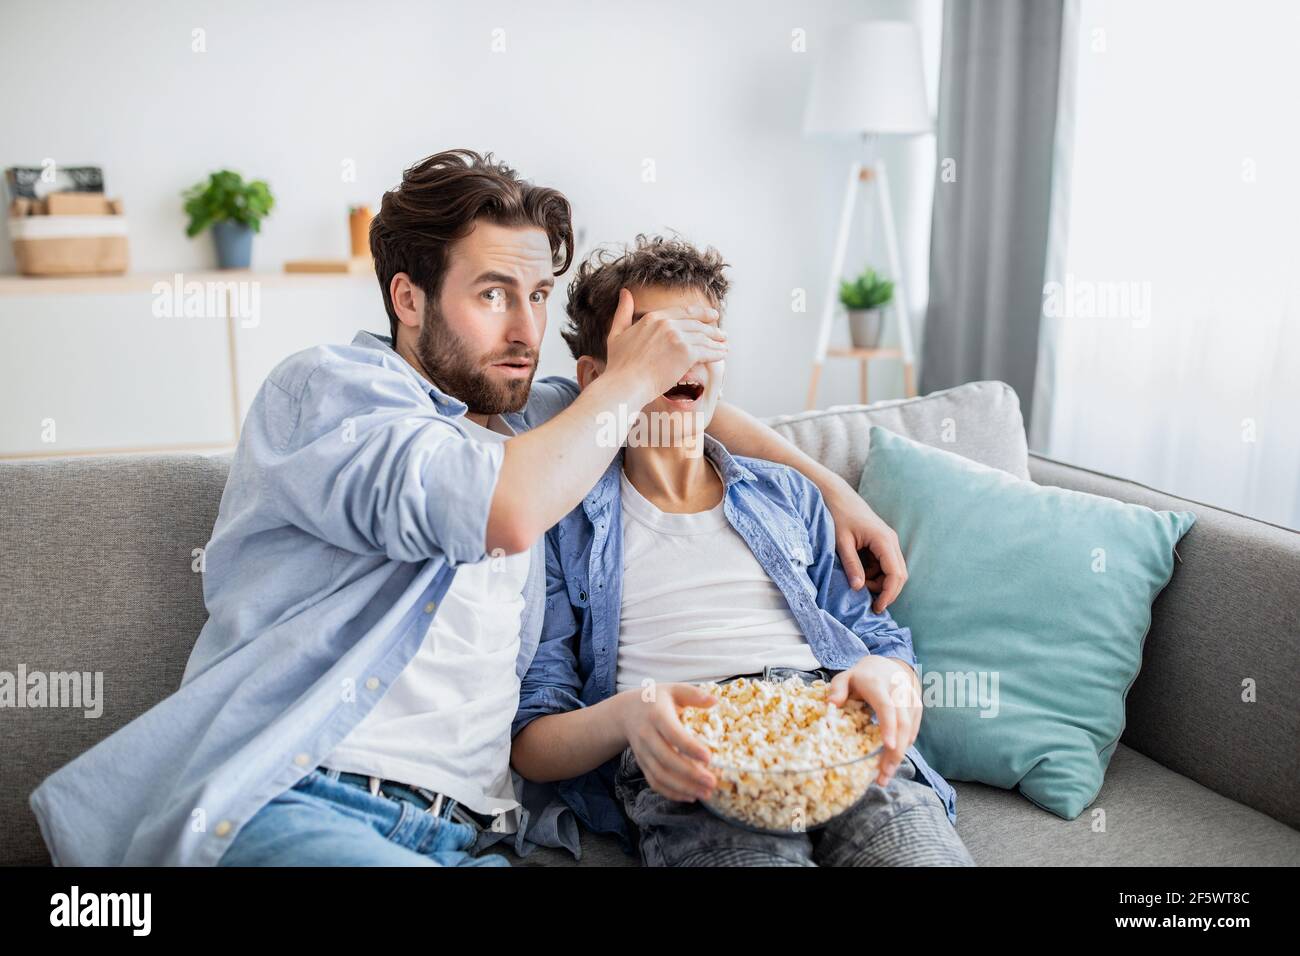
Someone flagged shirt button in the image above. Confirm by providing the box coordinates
[365,677,380,691]
[579,590,587,601]
[294,753,311,767]
[214,820,233,837]
[424,602,436,614]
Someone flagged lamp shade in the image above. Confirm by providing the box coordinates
[803,21,932,137]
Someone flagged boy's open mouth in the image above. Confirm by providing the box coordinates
[663,379,704,402]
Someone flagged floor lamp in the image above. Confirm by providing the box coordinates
[803,21,932,410]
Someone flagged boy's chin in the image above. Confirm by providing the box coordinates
[639,405,712,425]
[624,402,716,452]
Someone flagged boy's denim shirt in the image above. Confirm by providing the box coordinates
[27,330,578,866]
[512,434,957,849]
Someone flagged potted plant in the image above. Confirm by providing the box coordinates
[183,170,275,269]
[839,267,895,349]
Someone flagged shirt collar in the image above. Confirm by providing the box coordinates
[582,432,757,517]
[350,330,468,418]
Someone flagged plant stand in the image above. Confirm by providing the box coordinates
[806,160,918,409]
[823,346,910,405]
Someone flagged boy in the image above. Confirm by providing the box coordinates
[510,235,974,866]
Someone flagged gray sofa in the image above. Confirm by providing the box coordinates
[3,384,1298,866]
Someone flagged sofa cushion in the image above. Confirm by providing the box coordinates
[952,744,1300,866]
[764,380,1030,487]
[0,453,231,866]
[858,426,1196,820]
[490,744,1300,867]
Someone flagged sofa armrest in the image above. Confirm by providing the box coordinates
[1029,452,1300,829]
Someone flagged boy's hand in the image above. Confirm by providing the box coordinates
[615,682,718,803]
[827,657,922,788]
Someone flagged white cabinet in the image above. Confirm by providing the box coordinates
[0,272,385,458]
[231,281,387,425]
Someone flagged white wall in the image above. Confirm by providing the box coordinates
[0,0,941,424]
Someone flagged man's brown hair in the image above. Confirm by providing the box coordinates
[561,234,730,362]
[370,149,574,344]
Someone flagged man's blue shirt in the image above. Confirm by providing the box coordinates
[29,330,577,865]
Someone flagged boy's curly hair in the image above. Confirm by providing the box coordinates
[561,234,730,362]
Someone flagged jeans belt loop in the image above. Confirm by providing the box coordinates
[408,782,445,816]
[450,803,485,832]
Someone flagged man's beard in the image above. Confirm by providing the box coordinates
[415,301,536,415]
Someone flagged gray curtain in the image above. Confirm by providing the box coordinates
[921,0,1067,432]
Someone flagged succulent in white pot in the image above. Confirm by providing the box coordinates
[838,267,895,349]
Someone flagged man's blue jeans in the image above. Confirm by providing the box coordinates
[216,766,511,867]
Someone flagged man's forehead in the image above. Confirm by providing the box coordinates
[447,221,553,276]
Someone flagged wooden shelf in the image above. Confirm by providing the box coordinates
[0,440,235,462]
[825,346,903,360]
[0,270,375,296]
[809,346,915,408]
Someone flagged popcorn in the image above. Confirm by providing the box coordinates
[680,676,884,832]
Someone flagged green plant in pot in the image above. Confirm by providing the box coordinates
[183,170,275,269]
[839,267,894,349]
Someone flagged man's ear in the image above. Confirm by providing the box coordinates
[389,273,426,343]
[576,355,605,390]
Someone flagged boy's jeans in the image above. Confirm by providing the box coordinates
[216,766,510,867]
[613,666,977,867]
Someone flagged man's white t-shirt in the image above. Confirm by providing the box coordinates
[325,414,530,816]
[615,462,821,694]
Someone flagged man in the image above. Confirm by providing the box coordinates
[510,235,973,866]
[29,150,907,866]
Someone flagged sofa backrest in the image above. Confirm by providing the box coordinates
[1,454,231,865]
[766,380,1031,484]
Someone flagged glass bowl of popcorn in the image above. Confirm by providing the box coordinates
[679,675,885,834]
